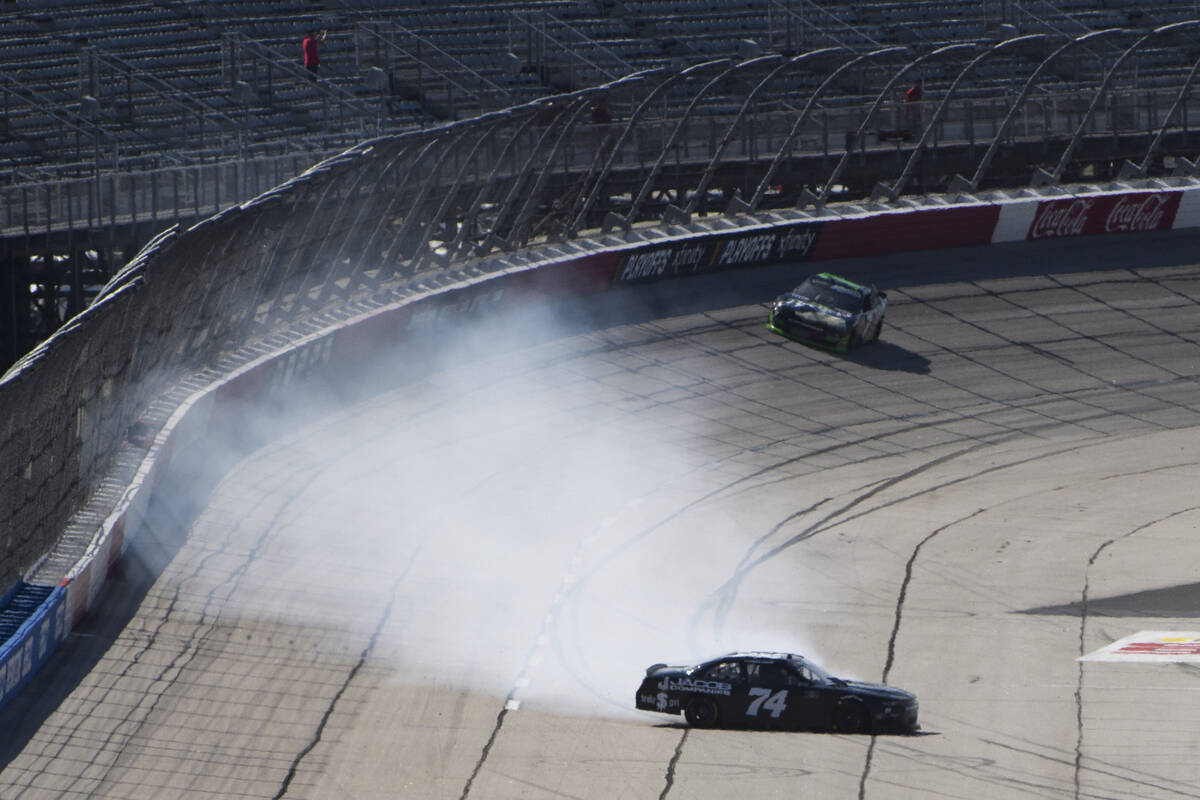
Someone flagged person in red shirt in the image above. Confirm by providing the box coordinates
[302,29,326,80]
[904,78,923,136]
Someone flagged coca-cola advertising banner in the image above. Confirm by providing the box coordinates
[1027,192,1182,240]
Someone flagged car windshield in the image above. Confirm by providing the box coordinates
[787,654,833,682]
[796,278,862,313]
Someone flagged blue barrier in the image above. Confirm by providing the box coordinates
[0,584,67,712]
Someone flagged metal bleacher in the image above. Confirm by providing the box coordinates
[5,0,1197,179]
[4,0,1200,368]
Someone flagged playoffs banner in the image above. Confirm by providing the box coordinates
[614,222,822,283]
[1028,191,1182,239]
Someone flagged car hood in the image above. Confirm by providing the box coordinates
[838,680,916,702]
[776,295,855,320]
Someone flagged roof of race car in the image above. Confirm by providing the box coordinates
[715,651,810,663]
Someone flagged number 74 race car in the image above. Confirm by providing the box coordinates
[635,652,918,734]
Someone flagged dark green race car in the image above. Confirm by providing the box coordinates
[767,272,887,352]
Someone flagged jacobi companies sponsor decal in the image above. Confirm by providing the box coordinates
[658,676,733,695]
[615,223,821,282]
[1028,192,1181,239]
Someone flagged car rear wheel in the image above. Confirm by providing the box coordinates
[832,698,872,734]
[684,697,719,728]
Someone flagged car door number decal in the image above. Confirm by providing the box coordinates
[746,688,788,718]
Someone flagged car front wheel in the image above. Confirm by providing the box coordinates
[869,318,884,343]
[832,698,872,734]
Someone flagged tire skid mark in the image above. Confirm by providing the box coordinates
[459,706,511,800]
[441,315,1045,789]
[550,375,1187,793]
[694,433,1036,646]
[1073,505,1200,800]
[680,311,1052,451]
[658,729,690,800]
[882,508,988,684]
[697,421,1190,649]
[983,737,1200,800]
[869,744,1083,799]
[689,305,1173,469]
[649,334,1029,484]
[680,433,1180,798]
[871,737,1072,798]
[457,469,698,793]
[598,313,979,462]
[898,283,1200,430]
[275,575,404,800]
[995,276,1200,404]
[1047,272,1200,351]
[33,469,321,800]
[856,741,876,800]
[17,398,423,799]
[603,273,1200,797]
[495,282,1196,798]
[546,415,1003,713]
[859,508,987,800]
[716,386,1166,505]
[548,409,1038,712]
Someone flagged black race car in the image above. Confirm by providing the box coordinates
[635,651,918,734]
[767,272,887,352]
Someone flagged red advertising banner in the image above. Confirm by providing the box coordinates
[813,205,1001,261]
[507,252,619,296]
[1027,191,1182,240]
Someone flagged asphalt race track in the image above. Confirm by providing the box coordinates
[2,231,1199,799]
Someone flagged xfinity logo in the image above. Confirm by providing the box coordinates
[779,225,818,259]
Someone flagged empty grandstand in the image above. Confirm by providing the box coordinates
[3,0,1200,369]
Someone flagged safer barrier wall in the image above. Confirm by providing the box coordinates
[3,177,1200,713]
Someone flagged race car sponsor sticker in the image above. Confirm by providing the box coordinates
[614,222,822,282]
[1078,631,1200,663]
[657,677,732,695]
[640,691,679,711]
